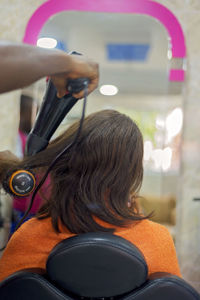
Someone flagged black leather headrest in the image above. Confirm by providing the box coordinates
[46,232,148,298]
[0,271,71,300]
[130,273,200,300]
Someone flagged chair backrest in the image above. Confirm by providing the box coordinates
[0,271,72,300]
[46,232,148,298]
[1,232,200,300]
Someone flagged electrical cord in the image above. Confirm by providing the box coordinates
[15,85,88,231]
[0,84,88,251]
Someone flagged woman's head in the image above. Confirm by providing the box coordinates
[2,110,147,233]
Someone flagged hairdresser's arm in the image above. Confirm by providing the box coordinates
[0,41,99,98]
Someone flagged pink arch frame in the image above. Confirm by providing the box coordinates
[23,0,186,81]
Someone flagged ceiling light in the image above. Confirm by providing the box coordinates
[37,37,57,49]
[100,85,118,96]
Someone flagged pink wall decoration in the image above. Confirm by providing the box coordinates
[23,0,186,82]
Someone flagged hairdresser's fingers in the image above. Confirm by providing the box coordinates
[51,76,68,98]
[72,74,99,99]
[52,75,98,99]
[68,57,99,98]
[51,59,99,98]
[57,88,67,99]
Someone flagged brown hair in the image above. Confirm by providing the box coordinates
[1,110,149,233]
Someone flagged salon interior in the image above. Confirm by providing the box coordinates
[0,0,200,299]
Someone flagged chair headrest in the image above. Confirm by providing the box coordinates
[46,232,148,298]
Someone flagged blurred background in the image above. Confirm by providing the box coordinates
[0,0,199,292]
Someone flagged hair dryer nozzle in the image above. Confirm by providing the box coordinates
[25,80,79,156]
[25,51,89,157]
[25,133,49,156]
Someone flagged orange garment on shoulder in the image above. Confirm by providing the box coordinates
[0,217,181,281]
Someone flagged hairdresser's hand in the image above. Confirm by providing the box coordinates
[51,55,99,99]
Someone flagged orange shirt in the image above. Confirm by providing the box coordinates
[0,217,181,281]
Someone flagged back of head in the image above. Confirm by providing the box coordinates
[8,110,147,233]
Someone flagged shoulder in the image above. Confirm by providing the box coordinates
[137,219,170,231]
[134,219,173,241]
[0,218,54,281]
[11,217,53,242]
[17,217,52,231]
[131,219,178,260]
[2,217,55,258]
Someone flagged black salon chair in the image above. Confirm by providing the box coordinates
[0,232,200,300]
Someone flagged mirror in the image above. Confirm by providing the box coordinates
[22,10,185,237]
